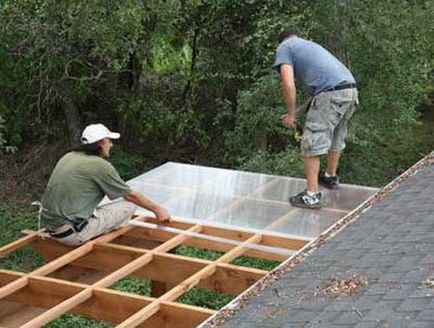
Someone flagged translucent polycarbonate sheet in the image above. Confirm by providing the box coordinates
[322,184,377,211]
[127,162,377,239]
[209,199,292,230]
[128,182,180,205]
[160,192,236,221]
[130,163,276,198]
[268,208,347,238]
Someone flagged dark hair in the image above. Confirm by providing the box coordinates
[278,27,300,44]
[71,142,102,156]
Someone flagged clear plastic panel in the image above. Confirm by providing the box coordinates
[322,185,377,211]
[125,162,377,238]
[250,178,307,202]
[266,208,347,238]
[209,199,293,230]
[158,192,236,221]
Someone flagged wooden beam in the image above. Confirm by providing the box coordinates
[4,276,83,311]
[0,216,146,302]
[94,225,203,290]
[143,302,214,328]
[118,264,217,326]
[0,301,45,327]
[77,243,144,271]
[200,264,265,295]
[29,239,267,296]
[0,240,93,300]
[201,225,253,241]
[124,225,300,261]
[151,281,167,297]
[18,224,204,327]
[0,272,213,327]
[117,233,265,327]
[1,212,308,327]
[20,288,93,328]
[111,234,163,249]
[0,270,25,287]
[0,230,44,257]
[79,288,151,323]
[217,234,262,263]
[261,234,311,251]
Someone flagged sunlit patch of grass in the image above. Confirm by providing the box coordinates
[174,245,223,261]
[110,277,151,297]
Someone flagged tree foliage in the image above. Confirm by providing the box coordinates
[0,0,433,186]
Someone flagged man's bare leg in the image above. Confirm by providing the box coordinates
[326,150,341,176]
[304,155,320,193]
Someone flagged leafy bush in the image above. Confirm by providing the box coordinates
[1,0,433,186]
[108,145,143,180]
[0,115,18,153]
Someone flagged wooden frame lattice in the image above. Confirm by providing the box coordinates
[0,216,311,328]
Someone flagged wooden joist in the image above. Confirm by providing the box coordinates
[0,216,306,327]
[28,235,267,295]
[0,271,214,327]
[116,233,266,327]
[0,230,44,257]
[123,224,309,261]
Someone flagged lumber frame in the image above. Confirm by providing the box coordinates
[0,270,213,327]
[0,216,308,327]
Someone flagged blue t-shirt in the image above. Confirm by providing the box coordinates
[274,37,355,95]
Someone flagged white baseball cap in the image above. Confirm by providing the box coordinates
[80,124,120,144]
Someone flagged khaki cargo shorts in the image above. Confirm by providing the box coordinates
[55,201,137,247]
[301,88,359,157]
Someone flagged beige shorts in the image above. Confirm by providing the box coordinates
[301,88,358,157]
[53,201,137,247]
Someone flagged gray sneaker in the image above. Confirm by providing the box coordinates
[289,190,322,209]
[319,172,339,189]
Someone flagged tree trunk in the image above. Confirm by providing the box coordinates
[63,99,82,146]
[334,0,350,67]
[181,25,200,111]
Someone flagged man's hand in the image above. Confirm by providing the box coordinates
[281,113,297,129]
[154,206,171,223]
[124,190,172,223]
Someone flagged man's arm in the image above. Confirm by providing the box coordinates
[124,190,171,222]
[280,64,297,129]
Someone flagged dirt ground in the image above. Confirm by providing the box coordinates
[0,143,65,206]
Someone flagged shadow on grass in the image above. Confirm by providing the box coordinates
[44,314,114,328]
[178,287,234,310]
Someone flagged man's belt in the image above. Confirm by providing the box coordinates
[49,218,89,239]
[325,83,356,92]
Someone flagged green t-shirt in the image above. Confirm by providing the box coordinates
[41,151,131,228]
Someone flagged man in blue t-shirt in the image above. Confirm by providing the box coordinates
[274,27,359,209]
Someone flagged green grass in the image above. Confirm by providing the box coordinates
[0,205,38,246]
[0,205,46,272]
[110,277,151,296]
[232,256,280,271]
[174,245,224,261]
[43,314,114,328]
[174,245,281,271]
[0,245,46,272]
[178,288,234,310]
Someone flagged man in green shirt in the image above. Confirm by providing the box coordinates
[41,123,171,246]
